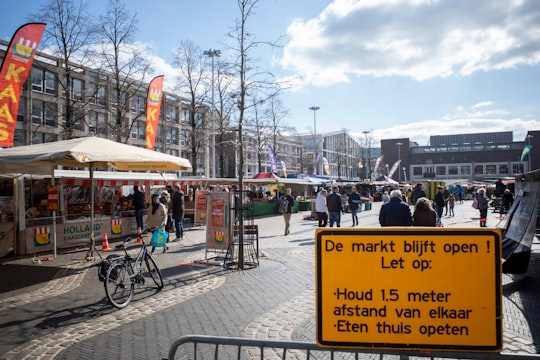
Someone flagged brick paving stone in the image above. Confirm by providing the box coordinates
[0,201,539,359]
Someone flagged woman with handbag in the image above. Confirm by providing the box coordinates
[148,193,169,255]
[476,188,490,227]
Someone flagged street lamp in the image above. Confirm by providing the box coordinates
[396,142,403,182]
[203,48,221,178]
[362,130,370,180]
[309,106,320,174]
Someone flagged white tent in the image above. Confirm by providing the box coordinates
[0,137,192,260]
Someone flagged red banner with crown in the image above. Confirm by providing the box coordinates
[0,23,46,147]
[145,75,164,150]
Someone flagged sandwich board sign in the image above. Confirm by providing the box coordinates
[316,228,502,352]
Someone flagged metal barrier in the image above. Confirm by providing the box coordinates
[168,335,540,360]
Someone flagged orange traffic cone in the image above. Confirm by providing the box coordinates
[101,233,112,251]
[136,227,143,243]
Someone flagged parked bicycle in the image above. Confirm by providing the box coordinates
[98,228,164,308]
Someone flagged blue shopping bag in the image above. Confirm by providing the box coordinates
[150,227,168,248]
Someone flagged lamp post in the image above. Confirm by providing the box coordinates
[309,106,320,174]
[203,48,221,178]
[396,141,403,182]
[362,130,370,180]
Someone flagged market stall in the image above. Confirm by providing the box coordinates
[0,137,191,259]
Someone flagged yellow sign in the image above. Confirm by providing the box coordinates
[316,228,502,352]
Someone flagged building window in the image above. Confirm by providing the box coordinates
[131,120,145,140]
[167,148,179,157]
[88,83,107,106]
[181,129,189,146]
[486,164,497,175]
[88,111,108,135]
[165,104,178,122]
[112,90,128,109]
[31,132,58,144]
[413,167,423,176]
[31,68,56,95]
[181,109,190,124]
[475,165,484,175]
[70,78,83,101]
[460,165,471,176]
[513,163,524,174]
[499,164,509,174]
[17,97,26,122]
[13,129,25,146]
[166,126,178,145]
[31,100,57,127]
[436,166,446,175]
[131,95,146,114]
[448,166,458,175]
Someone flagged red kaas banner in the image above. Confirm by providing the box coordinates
[145,75,164,150]
[0,23,46,147]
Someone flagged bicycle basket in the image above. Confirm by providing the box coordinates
[98,254,121,282]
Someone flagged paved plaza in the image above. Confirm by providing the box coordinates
[0,200,539,359]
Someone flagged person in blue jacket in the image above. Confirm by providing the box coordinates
[379,189,413,227]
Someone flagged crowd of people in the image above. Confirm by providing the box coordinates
[279,181,515,233]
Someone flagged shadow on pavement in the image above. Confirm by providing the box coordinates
[0,263,61,294]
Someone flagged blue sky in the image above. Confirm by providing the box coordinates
[2,0,539,146]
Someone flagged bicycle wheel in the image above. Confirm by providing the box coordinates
[104,262,134,308]
[143,253,164,290]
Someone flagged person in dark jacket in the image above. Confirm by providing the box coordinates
[412,197,437,226]
[477,188,490,227]
[281,187,295,235]
[171,185,185,240]
[326,186,343,227]
[434,186,446,225]
[410,183,427,205]
[379,189,413,227]
[500,189,514,217]
[347,186,361,226]
[132,185,146,230]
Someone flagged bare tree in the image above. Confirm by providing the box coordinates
[214,61,237,177]
[31,0,94,140]
[95,0,151,143]
[173,40,208,176]
[228,0,284,268]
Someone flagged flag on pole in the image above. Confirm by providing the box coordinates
[521,145,532,162]
[0,23,46,147]
[267,144,277,173]
[145,75,164,150]
[373,155,384,177]
[388,160,401,179]
[323,157,330,175]
[281,160,287,178]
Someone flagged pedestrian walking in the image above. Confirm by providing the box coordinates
[434,186,445,225]
[280,188,295,235]
[148,193,168,254]
[500,188,514,217]
[171,185,185,240]
[132,185,146,230]
[379,189,413,227]
[476,188,490,227]
[381,191,390,204]
[412,197,437,226]
[447,193,455,217]
[348,186,361,226]
[160,190,174,233]
[326,186,343,227]
[315,189,328,227]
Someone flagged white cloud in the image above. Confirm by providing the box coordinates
[279,0,540,85]
[359,102,540,146]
